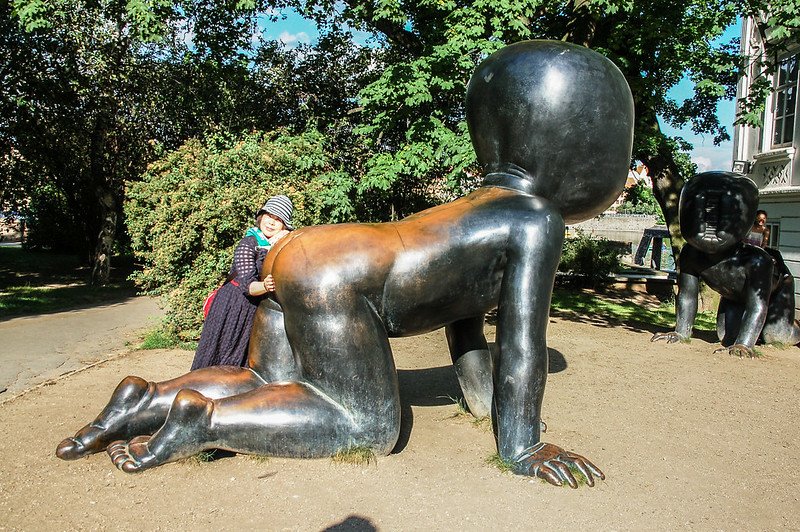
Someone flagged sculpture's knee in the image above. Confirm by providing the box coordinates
[170,389,213,425]
[110,376,151,408]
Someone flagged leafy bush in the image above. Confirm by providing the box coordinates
[558,231,622,287]
[125,130,336,339]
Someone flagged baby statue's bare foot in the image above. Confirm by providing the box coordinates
[108,388,215,473]
[56,376,152,460]
[107,436,157,473]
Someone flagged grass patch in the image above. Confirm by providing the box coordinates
[550,288,717,332]
[331,446,376,466]
[485,453,514,473]
[248,454,271,463]
[471,415,492,431]
[183,449,217,465]
[445,395,470,418]
[138,327,197,351]
[0,283,137,318]
[0,246,138,318]
[444,396,492,430]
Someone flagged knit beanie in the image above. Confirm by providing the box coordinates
[257,195,294,230]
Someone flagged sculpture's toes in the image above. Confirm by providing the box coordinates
[717,344,755,358]
[56,437,88,460]
[107,436,154,473]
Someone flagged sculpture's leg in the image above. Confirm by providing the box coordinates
[246,297,300,381]
[732,259,773,350]
[108,382,356,472]
[56,366,264,460]
[761,273,800,345]
[716,298,743,346]
[445,315,494,418]
[107,296,402,472]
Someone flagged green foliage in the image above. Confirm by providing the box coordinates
[616,182,665,223]
[485,453,514,473]
[138,327,197,351]
[331,446,376,466]
[558,231,622,287]
[125,130,334,339]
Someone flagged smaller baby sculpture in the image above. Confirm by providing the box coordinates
[652,171,800,356]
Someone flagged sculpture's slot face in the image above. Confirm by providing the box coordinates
[702,192,721,244]
[680,172,759,255]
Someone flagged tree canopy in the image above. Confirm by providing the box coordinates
[2,0,798,288]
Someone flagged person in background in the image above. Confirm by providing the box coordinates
[190,195,294,370]
[744,209,770,248]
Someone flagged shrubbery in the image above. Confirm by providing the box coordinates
[558,230,623,287]
[125,130,336,339]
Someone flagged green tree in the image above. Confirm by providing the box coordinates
[616,181,665,223]
[2,0,280,283]
[294,0,797,250]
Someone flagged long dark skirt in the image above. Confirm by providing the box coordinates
[190,282,259,370]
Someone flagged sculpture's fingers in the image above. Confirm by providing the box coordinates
[550,460,579,489]
[533,463,564,487]
[563,456,595,487]
[729,344,754,358]
[576,455,605,480]
[106,440,128,461]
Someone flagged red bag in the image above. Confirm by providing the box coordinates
[202,288,219,319]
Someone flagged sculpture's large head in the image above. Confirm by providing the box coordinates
[679,171,759,254]
[466,40,634,224]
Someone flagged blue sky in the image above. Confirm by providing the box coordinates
[660,21,742,173]
[261,11,741,173]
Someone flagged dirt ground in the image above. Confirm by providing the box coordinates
[1,305,799,531]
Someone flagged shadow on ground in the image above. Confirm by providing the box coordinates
[392,347,566,453]
[0,247,141,321]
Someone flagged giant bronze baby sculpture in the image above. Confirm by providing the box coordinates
[652,171,800,356]
[56,40,634,488]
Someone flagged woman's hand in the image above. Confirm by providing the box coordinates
[270,230,290,245]
[263,274,276,292]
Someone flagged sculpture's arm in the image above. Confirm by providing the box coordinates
[675,271,700,339]
[445,316,493,418]
[652,271,699,343]
[493,206,602,487]
[721,255,773,356]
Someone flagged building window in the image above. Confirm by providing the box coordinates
[773,54,797,147]
[766,221,780,248]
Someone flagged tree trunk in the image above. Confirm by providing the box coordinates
[90,188,117,286]
[636,112,687,263]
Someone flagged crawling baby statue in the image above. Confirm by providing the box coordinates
[57,40,634,488]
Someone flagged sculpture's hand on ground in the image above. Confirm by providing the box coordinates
[512,442,604,488]
[651,331,688,344]
[714,344,756,358]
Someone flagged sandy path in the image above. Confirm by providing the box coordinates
[0,297,163,398]
[0,315,798,530]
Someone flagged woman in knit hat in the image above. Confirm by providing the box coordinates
[190,195,294,370]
